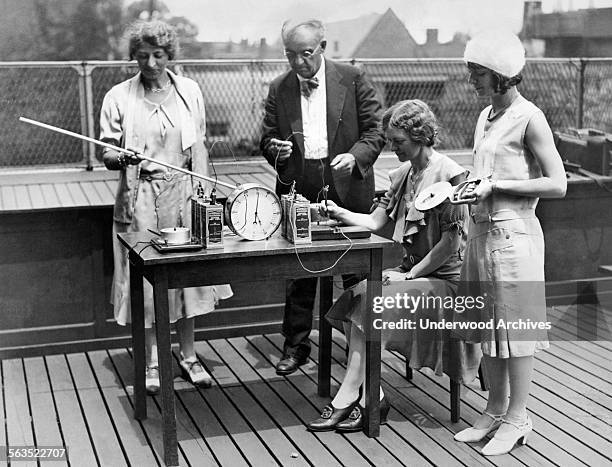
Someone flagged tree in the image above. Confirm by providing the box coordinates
[29,0,124,60]
[0,0,199,61]
[125,0,200,58]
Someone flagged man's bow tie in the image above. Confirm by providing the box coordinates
[300,77,319,98]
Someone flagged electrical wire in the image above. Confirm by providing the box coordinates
[274,131,303,186]
[286,205,354,274]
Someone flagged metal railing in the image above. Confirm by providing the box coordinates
[1,58,611,168]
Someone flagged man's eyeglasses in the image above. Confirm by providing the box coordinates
[284,44,322,61]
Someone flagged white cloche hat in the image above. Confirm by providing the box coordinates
[463,30,526,77]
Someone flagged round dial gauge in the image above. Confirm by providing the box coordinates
[225,183,282,240]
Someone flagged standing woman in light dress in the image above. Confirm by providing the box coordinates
[100,20,232,394]
[453,31,566,455]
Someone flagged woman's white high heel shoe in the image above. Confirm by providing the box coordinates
[481,415,532,456]
[454,411,504,443]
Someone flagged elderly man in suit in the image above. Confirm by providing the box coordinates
[260,18,385,375]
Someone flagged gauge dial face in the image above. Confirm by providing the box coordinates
[226,185,282,240]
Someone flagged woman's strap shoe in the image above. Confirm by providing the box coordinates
[145,366,160,395]
[335,397,390,433]
[180,358,212,388]
[307,402,357,432]
[454,411,504,443]
[481,416,532,456]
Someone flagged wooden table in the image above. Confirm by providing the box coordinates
[118,231,392,466]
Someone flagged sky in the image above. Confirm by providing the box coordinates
[164,0,612,44]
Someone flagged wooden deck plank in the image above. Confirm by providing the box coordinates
[546,341,612,380]
[22,357,68,467]
[546,322,610,362]
[379,360,532,467]
[547,304,612,343]
[407,363,587,467]
[262,334,407,467]
[528,374,612,443]
[3,359,37,467]
[187,384,279,466]
[2,323,610,467]
[107,349,191,466]
[92,180,115,205]
[106,179,118,198]
[211,338,342,467]
[547,305,612,353]
[53,183,74,208]
[39,184,63,209]
[170,384,249,466]
[66,353,128,466]
[26,184,46,210]
[325,332,576,467]
[252,172,275,189]
[170,349,251,466]
[65,183,88,206]
[235,336,373,467]
[45,354,98,467]
[532,357,612,411]
[13,185,32,210]
[317,335,526,467]
[1,185,17,210]
[535,351,612,395]
[79,181,103,206]
[87,350,159,467]
[306,337,467,467]
[385,345,609,467]
[531,370,612,425]
[232,338,430,465]
[432,356,593,467]
[171,345,278,467]
[227,386,311,466]
[203,340,314,465]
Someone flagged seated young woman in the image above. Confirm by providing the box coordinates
[307,99,482,432]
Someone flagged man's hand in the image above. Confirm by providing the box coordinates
[330,153,355,177]
[267,138,293,163]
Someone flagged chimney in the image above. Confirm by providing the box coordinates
[426,28,438,44]
[522,1,542,38]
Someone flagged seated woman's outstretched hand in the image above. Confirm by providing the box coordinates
[318,200,343,219]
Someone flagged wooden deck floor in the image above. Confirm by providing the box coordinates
[2,315,611,467]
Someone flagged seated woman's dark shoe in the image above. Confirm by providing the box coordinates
[335,397,390,432]
[307,402,357,432]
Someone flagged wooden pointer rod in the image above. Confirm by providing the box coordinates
[19,116,238,190]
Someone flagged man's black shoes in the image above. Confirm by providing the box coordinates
[276,353,308,375]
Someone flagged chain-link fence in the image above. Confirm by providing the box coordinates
[1,58,611,168]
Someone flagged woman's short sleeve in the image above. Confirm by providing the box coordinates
[377,184,396,212]
[439,201,467,233]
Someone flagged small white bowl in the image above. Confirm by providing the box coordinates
[160,227,190,245]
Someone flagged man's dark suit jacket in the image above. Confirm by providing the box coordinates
[260,59,385,213]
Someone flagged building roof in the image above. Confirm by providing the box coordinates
[325,9,418,59]
[324,12,381,59]
[529,7,612,39]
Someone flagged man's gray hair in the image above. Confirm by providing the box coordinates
[281,18,325,44]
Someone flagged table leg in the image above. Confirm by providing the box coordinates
[364,249,383,437]
[318,276,333,397]
[129,256,147,420]
[152,266,178,467]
